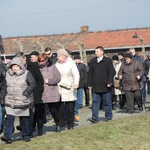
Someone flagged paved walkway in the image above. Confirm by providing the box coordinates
[0,96,150,144]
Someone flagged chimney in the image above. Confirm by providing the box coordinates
[80,25,89,33]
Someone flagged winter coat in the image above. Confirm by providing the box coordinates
[5,57,35,109]
[88,56,116,93]
[39,60,61,103]
[111,61,124,95]
[0,64,7,105]
[50,54,58,64]
[26,60,44,104]
[76,63,87,88]
[55,57,79,102]
[133,55,146,82]
[118,58,144,91]
[144,58,150,79]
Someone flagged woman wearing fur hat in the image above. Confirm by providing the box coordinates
[1,57,35,143]
[118,53,144,113]
[55,49,79,130]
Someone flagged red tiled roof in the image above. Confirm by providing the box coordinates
[2,27,150,55]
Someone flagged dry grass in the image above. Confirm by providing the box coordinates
[1,113,150,150]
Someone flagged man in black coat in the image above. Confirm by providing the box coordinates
[44,47,57,64]
[88,46,115,123]
[74,55,87,121]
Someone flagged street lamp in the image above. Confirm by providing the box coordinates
[132,32,146,60]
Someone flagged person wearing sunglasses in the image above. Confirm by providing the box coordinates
[38,53,61,132]
[44,47,57,64]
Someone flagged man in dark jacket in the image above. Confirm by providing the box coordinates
[144,53,150,95]
[44,47,57,64]
[118,53,144,113]
[0,63,7,134]
[88,46,116,123]
[74,55,87,121]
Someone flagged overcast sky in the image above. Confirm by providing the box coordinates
[0,0,149,38]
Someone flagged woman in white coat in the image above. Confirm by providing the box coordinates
[112,55,125,109]
[55,49,79,130]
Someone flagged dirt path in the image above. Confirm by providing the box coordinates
[0,96,150,144]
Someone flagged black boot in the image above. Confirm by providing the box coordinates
[37,119,43,136]
[119,94,125,109]
[84,87,90,106]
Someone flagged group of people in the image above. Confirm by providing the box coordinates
[0,47,80,144]
[0,45,149,144]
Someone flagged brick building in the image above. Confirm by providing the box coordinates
[1,26,150,62]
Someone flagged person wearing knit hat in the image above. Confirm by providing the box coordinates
[118,52,144,113]
[30,51,39,63]
[55,49,80,130]
[112,55,119,61]
[57,49,69,58]
[123,53,132,60]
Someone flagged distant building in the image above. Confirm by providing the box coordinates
[1,26,150,61]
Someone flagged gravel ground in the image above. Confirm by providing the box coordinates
[0,96,150,144]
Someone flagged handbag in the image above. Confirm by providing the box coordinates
[59,79,72,90]
[114,77,120,88]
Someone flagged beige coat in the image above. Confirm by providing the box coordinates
[55,57,79,102]
[112,61,124,95]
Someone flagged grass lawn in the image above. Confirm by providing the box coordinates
[1,113,150,150]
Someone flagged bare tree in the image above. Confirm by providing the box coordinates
[14,40,24,52]
[56,43,65,49]
[74,41,87,65]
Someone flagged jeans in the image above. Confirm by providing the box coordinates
[77,88,83,107]
[92,92,112,121]
[4,115,15,139]
[0,105,2,130]
[4,115,30,140]
[74,99,79,116]
[29,108,34,137]
[20,116,30,139]
[147,81,150,95]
